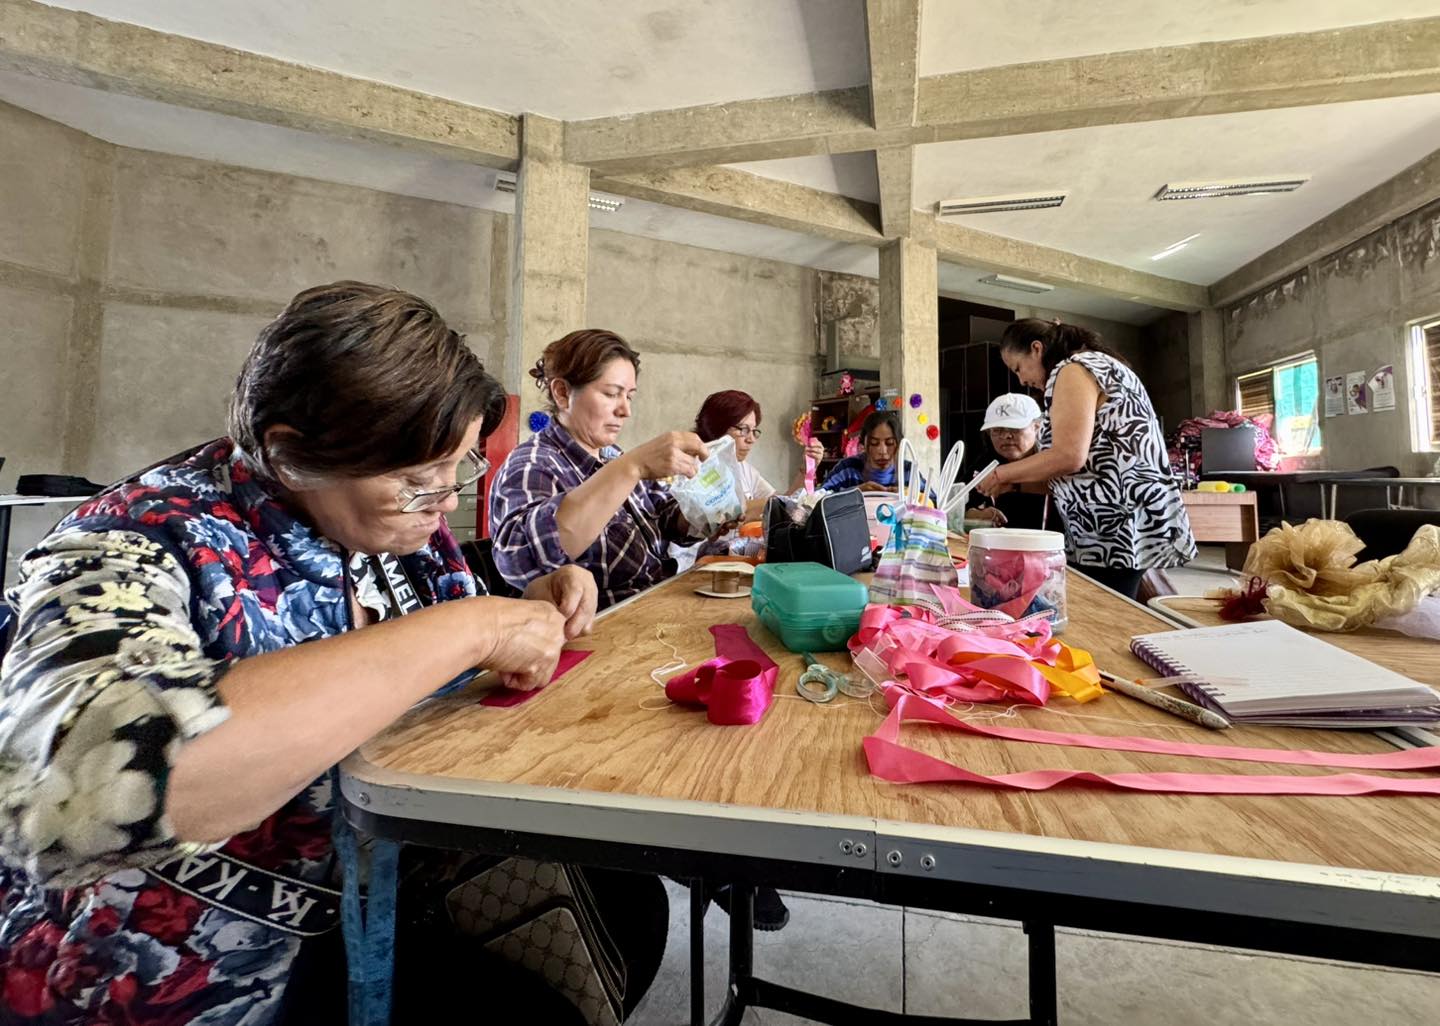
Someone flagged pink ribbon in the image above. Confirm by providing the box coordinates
[666,624,778,725]
[849,604,1056,706]
[480,649,593,707]
[864,687,1440,796]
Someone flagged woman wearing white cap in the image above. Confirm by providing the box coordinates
[964,393,1050,530]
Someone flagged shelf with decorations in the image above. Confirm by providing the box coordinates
[807,383,881,478]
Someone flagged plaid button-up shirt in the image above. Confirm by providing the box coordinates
[489,420,697,608]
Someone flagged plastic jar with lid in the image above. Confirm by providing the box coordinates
[966,528,1068,632]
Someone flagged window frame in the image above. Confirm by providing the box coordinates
[1406,318,1440,453]
[1232,352,1323,458]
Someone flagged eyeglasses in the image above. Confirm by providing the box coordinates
[397,449,489,513]
[989,428,1028,440]
[728,426,763,440]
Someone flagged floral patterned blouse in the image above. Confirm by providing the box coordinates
[0,439,479,1025]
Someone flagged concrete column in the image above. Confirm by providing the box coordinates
[63,135,115,475]
[506,114,588,405]
[1187,308,1229,415]
[878,237,940,475]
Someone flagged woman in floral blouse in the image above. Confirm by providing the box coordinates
[0,283,632,1024]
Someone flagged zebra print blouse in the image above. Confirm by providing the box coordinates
[1040,351,1197,570]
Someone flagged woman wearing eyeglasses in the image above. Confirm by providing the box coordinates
[963,393,1051,530]
[0,283,649,1025]
[692,389,821,523]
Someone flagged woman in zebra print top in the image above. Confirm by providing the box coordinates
[975,319,1196,599]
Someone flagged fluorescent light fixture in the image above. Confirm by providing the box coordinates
[978,273,1054,294]
[493,172,624,213]
[1155,177,1309,201]
[938,192,1067,216]
[1150,232,1201,261]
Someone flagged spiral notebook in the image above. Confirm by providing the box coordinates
[1130,621,1440,728]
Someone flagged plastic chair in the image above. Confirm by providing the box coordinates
[1345,507,1440,562]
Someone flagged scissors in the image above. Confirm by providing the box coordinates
[796,653,876,702]
[796,653,848,703]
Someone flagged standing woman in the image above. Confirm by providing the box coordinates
[976,319,1195,598]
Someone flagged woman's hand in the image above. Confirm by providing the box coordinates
[858,481,889,493]
[974,463,1008,500]
[523,565,598,641]
[802,439,825,462]
[966,506,1007,526]
[477,598,569,690]
[622,431,709,481]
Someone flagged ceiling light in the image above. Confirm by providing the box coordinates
[1155,177,1309,201]
[493,172,624,213]
[978,273,1054,294]
[938,192,1067,216]
[1150,232,1201,261]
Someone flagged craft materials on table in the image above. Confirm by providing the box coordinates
[849,598,1103,707]
[796,653,848,703]
[752,561,870,652]
[870,441,960,605]
[967,528,1068,631]
[664,624,778,725]
[863,686,1440,795]
[694,560,756,598]
[1096,669,1230,730]
[1130,620,1440,727]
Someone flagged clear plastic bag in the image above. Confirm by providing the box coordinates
[670,434,744,533]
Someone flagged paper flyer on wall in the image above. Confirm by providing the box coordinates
[1324,376,1345,417]
[1346,371,1369,415]
[1369,365,1396,411]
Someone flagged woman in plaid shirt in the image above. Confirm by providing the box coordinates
[490,330,711,609]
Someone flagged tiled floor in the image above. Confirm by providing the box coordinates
[629,883,1440,1026]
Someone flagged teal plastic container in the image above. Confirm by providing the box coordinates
[751,562,869,653]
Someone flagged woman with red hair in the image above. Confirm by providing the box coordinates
[694,390,823,520]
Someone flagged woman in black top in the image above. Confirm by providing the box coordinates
[965,393,1051,530]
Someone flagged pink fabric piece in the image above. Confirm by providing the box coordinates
[480,649,593,707]
[664,624,778,725]
[864,687,1440,796]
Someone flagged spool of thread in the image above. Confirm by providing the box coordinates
[1230,483,1247,493]
[708,569,743,594]
[1196,481,1232,493]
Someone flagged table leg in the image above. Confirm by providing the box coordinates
[1025,921,1058,1026]
[714,883,754,1026]
[0,505,11,593]
[690,880,707,1026]
[1386,485,1394,509]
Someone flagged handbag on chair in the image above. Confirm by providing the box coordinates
[446,858,627,1025]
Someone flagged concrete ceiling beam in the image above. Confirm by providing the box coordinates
[1210,145,1440,307]
[0,0,520,168]
[566,17,1440,172]
[864,0,921,239]
[928,216,1209,313]
[592,166,885,247]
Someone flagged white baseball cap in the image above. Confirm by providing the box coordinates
[980,393,1042,431]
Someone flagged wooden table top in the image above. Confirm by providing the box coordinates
[356,551,1440,880]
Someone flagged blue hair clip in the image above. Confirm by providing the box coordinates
[528,411,550,432]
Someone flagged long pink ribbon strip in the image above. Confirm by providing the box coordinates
[865,688,1440,796]
[480,649,593,707]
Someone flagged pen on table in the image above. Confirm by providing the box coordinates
[1097,669,1231,731]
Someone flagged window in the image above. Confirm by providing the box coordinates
[1233,355,1322,456]
[1407,319,1440,452]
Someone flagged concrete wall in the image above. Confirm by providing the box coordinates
[1,104,824,581]
[1222,199,1440,475]
[589,230,818,491]
[1140,311,1192,432]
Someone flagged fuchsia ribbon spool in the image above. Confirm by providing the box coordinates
[665,625,778,725]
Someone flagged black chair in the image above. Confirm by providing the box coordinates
[1345,507,1440,562]
[459,537,521,597]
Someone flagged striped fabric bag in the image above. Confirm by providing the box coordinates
[869,503,958,605]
